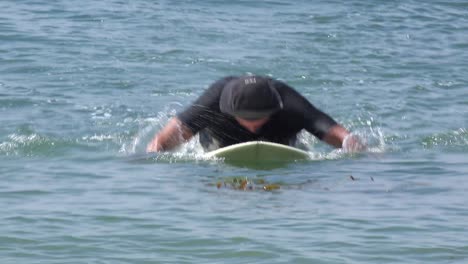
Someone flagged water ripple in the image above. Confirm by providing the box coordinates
[1,0,468,263]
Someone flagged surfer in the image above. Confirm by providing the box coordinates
[146,75,365,153]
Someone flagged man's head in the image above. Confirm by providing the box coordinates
[219,76,283,127]
[219,76,283,133]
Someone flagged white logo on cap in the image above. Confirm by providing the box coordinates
[244,77,256,85]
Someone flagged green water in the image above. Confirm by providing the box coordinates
[1,0,467,263]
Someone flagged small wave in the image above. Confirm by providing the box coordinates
[422,128,468,149]
[0,98,37,108]
[0,130,127,157]
[82,134,115,142]
[0,132,65,157]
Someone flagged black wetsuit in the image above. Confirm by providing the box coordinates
[177,76,338,151]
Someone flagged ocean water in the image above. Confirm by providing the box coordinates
[1,0,467,263]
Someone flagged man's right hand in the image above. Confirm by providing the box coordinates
[145,118,194,153]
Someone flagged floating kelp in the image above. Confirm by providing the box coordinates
[213,176,281,191]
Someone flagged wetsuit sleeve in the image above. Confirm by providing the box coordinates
[277,82,338,139]
[303,104,338,139]
[177,76,236,134]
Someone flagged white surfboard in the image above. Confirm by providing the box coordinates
[204,141,309,166]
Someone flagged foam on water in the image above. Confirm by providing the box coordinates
[421,128,468,150]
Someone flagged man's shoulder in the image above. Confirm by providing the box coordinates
[270,79,295,91]
[271,79,304,101]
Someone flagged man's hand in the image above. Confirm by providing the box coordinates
[323,124,366,152]
[342,134,366,153]
[146,118,193,153]
[146,137,161,153]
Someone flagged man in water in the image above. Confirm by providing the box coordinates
[146,75,365,153]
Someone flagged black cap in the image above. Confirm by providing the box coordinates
[219,76,283,120]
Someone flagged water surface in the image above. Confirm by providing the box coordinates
[1,0,467,263]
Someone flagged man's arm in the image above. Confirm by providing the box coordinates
[322,124,366,152]
[146,117,194,152]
